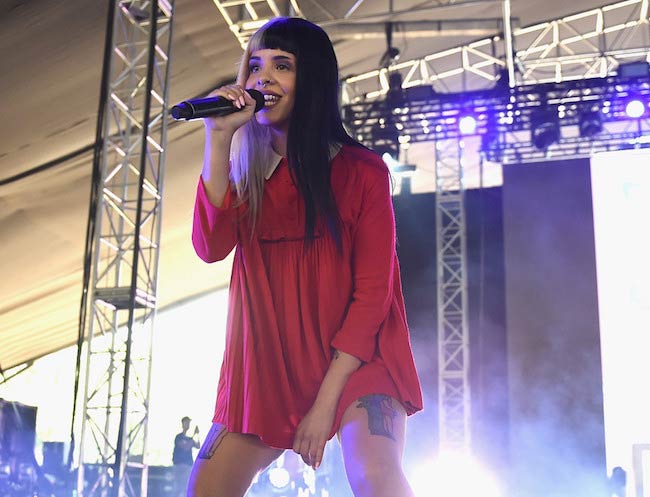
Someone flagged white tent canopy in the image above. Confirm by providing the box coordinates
[0,0,618,371]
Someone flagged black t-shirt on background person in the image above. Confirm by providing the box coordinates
[173,432,195,466]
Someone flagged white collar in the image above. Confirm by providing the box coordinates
[264,149,284,180]
[264,143,343,180]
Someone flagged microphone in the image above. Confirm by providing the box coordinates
[171,89,265,120]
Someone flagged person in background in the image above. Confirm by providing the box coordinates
[172,416,199,497]
[189,16,423,497]
[607,466,627,497]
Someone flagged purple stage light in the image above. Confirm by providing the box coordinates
[459,115,478,135]
[625,99,645,118]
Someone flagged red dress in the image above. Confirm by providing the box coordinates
[192,144,423,449]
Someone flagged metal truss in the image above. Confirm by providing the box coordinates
[344,73,650,160]
[342,2,650,456]
[76,2,173,497]
[435,138,471,451]
[346,71,649,452]
[342,0,650,101]
[211,0,303,47]
[211,0,504,47]
[344,73,650,454]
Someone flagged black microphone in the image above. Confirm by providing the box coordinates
[171,89,265,120]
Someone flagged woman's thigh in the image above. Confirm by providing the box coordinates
[337,395,413,497]
[188,423,283,497]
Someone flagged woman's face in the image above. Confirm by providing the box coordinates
[245,48,297,133]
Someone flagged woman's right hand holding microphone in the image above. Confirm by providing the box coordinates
[202,84,258,134]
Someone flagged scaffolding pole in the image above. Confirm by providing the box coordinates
[435,138,470,451]
[75,2,174,497]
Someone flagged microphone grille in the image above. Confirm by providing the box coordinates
[247,89,266,112]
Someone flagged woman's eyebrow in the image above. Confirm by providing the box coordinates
[249,55,294,63]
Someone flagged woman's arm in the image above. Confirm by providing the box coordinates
[293,157,397,469]
[292,349,361,469]
[200,129,233,208]
[330,159,396,362]
[192,86,256,262]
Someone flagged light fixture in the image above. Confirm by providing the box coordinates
[578,109,603,137]
[459,115,478,135]
[382,153,416,174]
[530,108,560,150]
[268,467,291,490]
[385,71,405,109]
[409,453,503,497]
[625,99,645,118]
[372,123,400,159]
[379,22,401,68]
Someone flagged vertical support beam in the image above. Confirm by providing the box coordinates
[502,0,516,87]
[435,137,471,451]
[75,2,174,497]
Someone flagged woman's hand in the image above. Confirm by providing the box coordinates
[202,84,257,134]
[292,350,362,470]
[292,402,336,470]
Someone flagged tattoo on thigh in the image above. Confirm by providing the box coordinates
[197,423,227,460]
[356,394,396,440]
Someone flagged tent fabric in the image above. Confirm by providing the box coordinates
[0,0,605,371]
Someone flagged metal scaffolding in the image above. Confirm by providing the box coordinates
[434,137,470,450]
[341,0,650,454]
[341,0,650,101]
[75,2,174,497]
[211,0,303,47]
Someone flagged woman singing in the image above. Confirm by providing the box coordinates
[189,16,423,497]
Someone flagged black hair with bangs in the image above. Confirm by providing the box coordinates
[249,17,360,248]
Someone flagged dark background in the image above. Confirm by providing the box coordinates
[391,157,606,497]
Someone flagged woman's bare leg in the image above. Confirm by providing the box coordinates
[338,395,415,497]
[187,423,283,497]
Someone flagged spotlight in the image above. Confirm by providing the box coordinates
[268,467,290,490]
[409,453,503,497]
[459,115,478,135]
[625,99,645,118]
[372,123,400,159]
[579,109,603,137]
[382,153,416,174]
[379,46,401,67]
[386,71,405,108]
[530,109,560,150]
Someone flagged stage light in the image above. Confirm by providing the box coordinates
[459,115,478,135]
[579,109,603,137]
[625,99,645,118]
[386,71,405,109]
[268,467,290,489]
[372,123,400,160]
[382,153,415,173]
[530,109,560,150]
[409,452,503,497]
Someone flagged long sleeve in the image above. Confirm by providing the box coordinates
[192,176,239,262]
[330,162,396,363]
